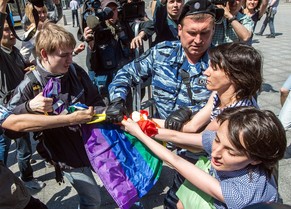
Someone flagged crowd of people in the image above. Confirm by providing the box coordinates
[0,0,290,208]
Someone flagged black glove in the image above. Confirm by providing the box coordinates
[105,98,127,123]
[165,107,192,131]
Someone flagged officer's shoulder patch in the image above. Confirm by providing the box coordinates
[155,41,178,49]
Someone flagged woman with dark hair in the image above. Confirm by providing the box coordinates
[242,0,268,45]
[243,0,268,30]
[161,42,263,134]
[122,106,287,209]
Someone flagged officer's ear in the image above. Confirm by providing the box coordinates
[178,23,183,37]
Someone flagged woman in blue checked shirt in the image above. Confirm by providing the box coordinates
[122,106,286,209]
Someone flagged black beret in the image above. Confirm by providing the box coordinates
[28,0,45,7]
[178,0,224,23]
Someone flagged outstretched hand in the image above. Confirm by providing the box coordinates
[105,98,127,123]
[84,27,94,42]
[216,3,232,18]
[130,31,145,49]
[74,43,86,54]
[122,118,144,138]
[70,106,94,125]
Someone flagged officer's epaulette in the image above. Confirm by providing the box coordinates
[155,40,180,49]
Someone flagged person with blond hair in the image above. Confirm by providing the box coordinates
[21,0,62,31]
[20,0,63,65]
[7,22,106,209]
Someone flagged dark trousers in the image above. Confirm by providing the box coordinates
[24,196,48,209]
[72,9,79,27]
[16,134,34,181]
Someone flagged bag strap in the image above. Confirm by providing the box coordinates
[26,69,43,96]
[6,4,39,42]
[179,69,203,106]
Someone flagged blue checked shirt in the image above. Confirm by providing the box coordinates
[202,131,278,209]
[212,12,254,46]
[109,41,211,119]
[210,93,258,121]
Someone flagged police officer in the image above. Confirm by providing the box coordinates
[106,0,223,208]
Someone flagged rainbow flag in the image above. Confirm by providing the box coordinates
[81,123,163,209]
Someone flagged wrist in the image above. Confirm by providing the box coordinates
[228,16,237,24]
[72,51,78,56]
[67,113,75,125]
[25,100,34,113]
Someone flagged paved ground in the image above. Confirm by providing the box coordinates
[8,0,291,208]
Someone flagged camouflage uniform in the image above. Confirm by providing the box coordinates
[109,40,211,119]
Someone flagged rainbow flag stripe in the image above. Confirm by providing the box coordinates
[82,124,163,209]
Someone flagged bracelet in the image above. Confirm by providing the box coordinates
[228,16,237,24]
[72,51,78,56]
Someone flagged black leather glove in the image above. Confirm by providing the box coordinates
[165,107,192,131]
[105,98,127,123]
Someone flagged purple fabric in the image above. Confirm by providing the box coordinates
[42,78,65,114]
[42,78,60,99]
[83,125,139,209]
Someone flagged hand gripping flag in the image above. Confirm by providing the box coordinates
[42,79,162,208]
[81,112,163,209]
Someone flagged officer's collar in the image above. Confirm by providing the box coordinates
[182,51,209,70]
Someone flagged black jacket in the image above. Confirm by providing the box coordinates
[0,12,27,105]
[8,62,106,168]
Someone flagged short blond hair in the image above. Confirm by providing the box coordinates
[35,22,76,59]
